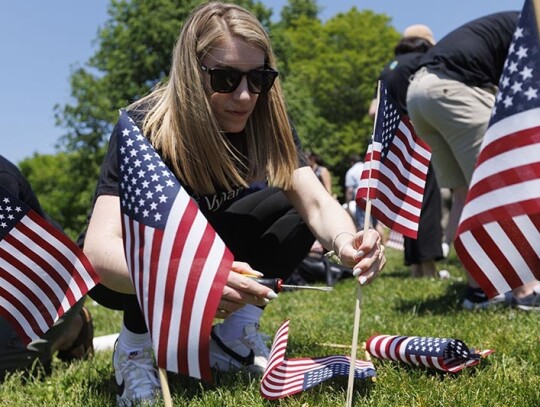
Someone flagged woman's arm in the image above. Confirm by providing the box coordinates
[284,167,385,284]
[83,195,134,293]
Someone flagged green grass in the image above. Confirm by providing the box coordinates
[1,248,540,406]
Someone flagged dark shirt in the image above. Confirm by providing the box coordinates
[378,52,425,114]
[419,11,519,87]
[94,110,307,219]
[0,155,45,217]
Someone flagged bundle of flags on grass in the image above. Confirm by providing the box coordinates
[366,334,494,373]
[260,320,376,400]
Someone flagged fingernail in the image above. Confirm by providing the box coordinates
[244,270,264,277]
[266,290,278,299]
[263,298,270,305]
[354,250,365,259]
[353,268,361,277]
[359,276,367,285]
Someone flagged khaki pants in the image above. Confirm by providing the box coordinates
[406,67,497,188]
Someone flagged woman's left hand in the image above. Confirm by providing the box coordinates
[336,229,386,285]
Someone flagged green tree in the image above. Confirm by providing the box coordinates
[18,152,100,240]
[277,7,399,196]
[280,0,319,27]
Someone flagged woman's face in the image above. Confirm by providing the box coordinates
[202,37,265,133]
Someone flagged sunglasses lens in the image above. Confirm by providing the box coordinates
[206,67,278,94]
[211,70,243,93]
[247,70,278,94]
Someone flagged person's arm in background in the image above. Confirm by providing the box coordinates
[368,98,378,119]
[319,166,333,194]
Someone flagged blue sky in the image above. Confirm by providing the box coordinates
[0,0,522,163]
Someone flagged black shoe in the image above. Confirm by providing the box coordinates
[462,286,508,310]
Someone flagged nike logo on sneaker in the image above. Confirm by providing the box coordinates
[128,350,140,360]
[116,379,125,396]
[211,329,255,366]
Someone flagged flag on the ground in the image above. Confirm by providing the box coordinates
[356,82,431,239]
[117,109,233,382]
[454,0,540,298]
[0,186,99,344]
[366,334,493,373]
[260,320,376,400]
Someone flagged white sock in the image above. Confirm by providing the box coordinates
[218,305,263,341]
[117,323,152,350]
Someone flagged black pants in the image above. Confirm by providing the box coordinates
[89,188,315,332]
[403,165,444,264]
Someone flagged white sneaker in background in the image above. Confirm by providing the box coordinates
[93,333,120,352]
[441,242,450,258]
[438,269,450,280]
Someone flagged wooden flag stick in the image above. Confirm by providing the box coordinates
[345,282,363,407]
[345,201,373,407]
[345,82,381,407]
[159,367,173,407]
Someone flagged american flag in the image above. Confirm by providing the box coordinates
[366,334,493,373]
[260,320,376,400]
[117,110,233,382]
[0,186,99,344]
[356,82,431,238]
[454,0,540,298]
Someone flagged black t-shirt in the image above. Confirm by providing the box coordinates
[419,11,519,87]
[94,110,307,220]
[378,52,425,114]
[0,155,45,217]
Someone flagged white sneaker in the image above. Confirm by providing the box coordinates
[441,242,450,258]
[113,341,161,406]
[209,322,269,373]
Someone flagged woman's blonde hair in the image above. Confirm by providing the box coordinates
[130,2,298,195]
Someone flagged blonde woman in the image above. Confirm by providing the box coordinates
[82,3,386,405]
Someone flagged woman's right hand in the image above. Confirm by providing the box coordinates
[215,261,278,319]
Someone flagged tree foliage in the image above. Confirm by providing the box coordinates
[277,6,399,192]
[18,152,100,240]
[31,0,400,232]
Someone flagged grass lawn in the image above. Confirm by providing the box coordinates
[1,248,539,406]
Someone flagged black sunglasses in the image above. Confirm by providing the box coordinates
[201,64,278,94]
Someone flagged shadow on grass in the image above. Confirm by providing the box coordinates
[165,369,261,400]
[393,281,469,316]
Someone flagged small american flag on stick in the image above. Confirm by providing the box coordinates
[117,109,232,382]
[454,0,540,298]
[0,186,99,344]
[356,82,431,239]
[260,320,376,400]
[366,334,493,373]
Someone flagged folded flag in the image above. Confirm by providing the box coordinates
[0,186,100,344]
[366,334,493,373]
[260,320,376,400]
